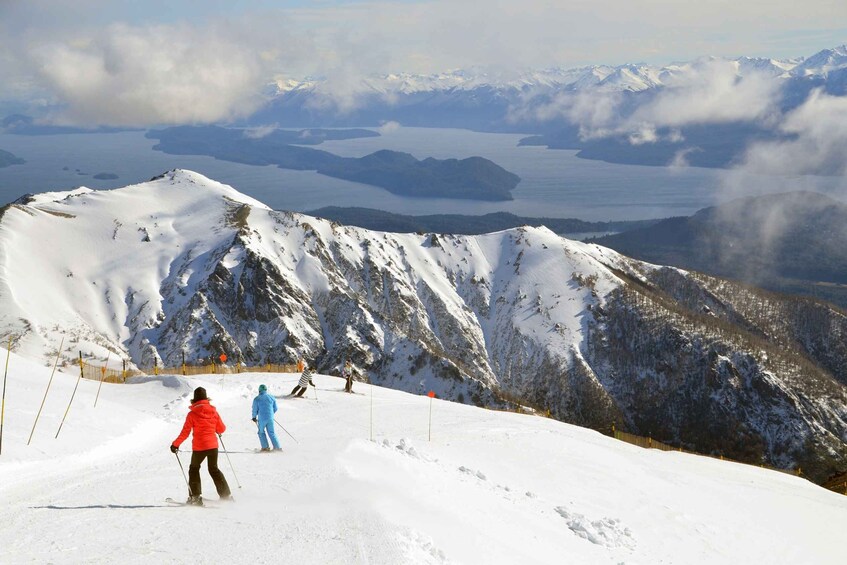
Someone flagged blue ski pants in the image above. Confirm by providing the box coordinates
[257,418,280,449]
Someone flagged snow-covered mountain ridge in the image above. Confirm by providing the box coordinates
[272,46,845,96]
[1,170,846,481]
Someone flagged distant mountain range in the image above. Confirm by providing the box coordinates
[4,46,846,174]
[2,170,846,481]
[247,46,847,172]
[254,46,847,126]
[267,46,846,99]
[593,191,847,306]
[307,207,658,236]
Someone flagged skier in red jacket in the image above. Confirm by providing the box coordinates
[170,387,232,505]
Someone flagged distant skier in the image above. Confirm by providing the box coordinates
[291,365,315,397]
[170,387,232,506]
[342,360,354,393]
[252,384,281,452]
[296,355,305,373]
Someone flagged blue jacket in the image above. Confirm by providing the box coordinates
[252,391,277,420]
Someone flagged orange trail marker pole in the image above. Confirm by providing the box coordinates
[94,351,111,408]
[28,336,63,445]
[0,336,13,455]
[427,390,435,442]
[55,351,84,439]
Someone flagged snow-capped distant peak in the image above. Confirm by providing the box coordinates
[792,45,847,76]
[264,46,847,99]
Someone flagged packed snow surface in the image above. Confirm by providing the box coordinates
[0,352,844,564]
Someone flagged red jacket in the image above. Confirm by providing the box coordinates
[172,400,226,451]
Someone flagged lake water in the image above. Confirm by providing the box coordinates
[1,128,844,221]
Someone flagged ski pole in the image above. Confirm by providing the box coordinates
[28,336,64,445]
[174,450,193,496]
[55,351,84,439]
[217,434,242,489]
[274,417,299,444]
[312,382,318,402]
[0,336,12,456]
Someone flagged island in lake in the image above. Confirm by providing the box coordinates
[93,172,119,180]
[147,126,521,201]
[0,149,25,168]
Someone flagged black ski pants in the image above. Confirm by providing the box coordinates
[291,385,307,397]
[188,448,231,498]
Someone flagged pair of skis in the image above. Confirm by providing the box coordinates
[164,497,220,508]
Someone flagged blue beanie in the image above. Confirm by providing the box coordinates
[259,384,267,393]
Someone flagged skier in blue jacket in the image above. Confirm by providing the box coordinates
[252,384,281,452]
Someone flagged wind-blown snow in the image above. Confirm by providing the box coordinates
[0,352,844,563]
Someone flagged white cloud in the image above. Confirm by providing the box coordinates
[669,147,700,168]
[525,59,783,143]
[243,124,278,139]
[26,23,271,126]
[378,121,402,134]
[1,0,846,126]
[629,60,781,128]
[512,89,623,136]
[741,89,847,176]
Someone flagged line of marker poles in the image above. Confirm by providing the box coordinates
[0,336,12,456]
[55,351,84,439]
[28,336,64,445]
[94,351,111,408]
[428,390,435,442]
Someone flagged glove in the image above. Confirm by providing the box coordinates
[252,417,257,423]
[170,444,179,454]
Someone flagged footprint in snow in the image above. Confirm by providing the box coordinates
[554,507,635,549]
[380,438,432,461]
[458,466,487,481]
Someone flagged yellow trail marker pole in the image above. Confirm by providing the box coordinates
[427,390,435,442]
[28,336,63,445]
[94,351,111,407]
[55,351,84,439]
[0,336,13,455]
